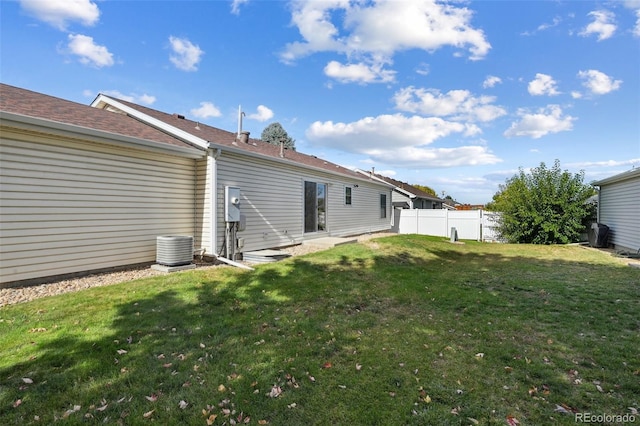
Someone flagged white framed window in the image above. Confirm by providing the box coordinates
[380,193,387,218]
[345,186,352,205]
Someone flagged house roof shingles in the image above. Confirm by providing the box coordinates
[0,83,195,151]
[109,97,374,183]
[370,172,443,202]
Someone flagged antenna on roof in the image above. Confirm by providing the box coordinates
[237,105,246,139]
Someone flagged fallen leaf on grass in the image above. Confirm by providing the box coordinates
[322,362,332,369]
[178,400,188,409]
[267,385,282,398]
[13,399,22,408]
[629,407,638,415]
[287,403,297,409]
[506,415,520,425]
[355,363,362,371]
[143,409,154,418]
[62,405,81,418]
[258,420,269,425]
[218,384,227,392]
[22,378,33,384]
[116,349,127,355]
[162,363,172,368]
[467,418,479,425]
[451,406,460,415]
[206,414,217,425]
[96,404,108,412]
[475,353,484,359]
[145,394,158,402]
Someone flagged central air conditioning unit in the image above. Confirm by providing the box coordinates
[156,235,194,266]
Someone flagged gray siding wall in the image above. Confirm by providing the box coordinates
[599,175,640,251]
[210,151,391,254]
[391,190,411,208]
[0,129,196,284]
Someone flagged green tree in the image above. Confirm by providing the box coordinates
[261,122,296,151]
[412,184,437,196]
[486,160,595,244]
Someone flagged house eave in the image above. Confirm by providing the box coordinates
[91,94,210,151]
[591,168,640,186]
[0,111,206,159]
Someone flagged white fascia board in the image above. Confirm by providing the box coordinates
[354,168,414,197]
[354,169,395,187]
[591,168,640,186]
[0,111,205,159]
[394,186,417,199]
[91,94,210,150]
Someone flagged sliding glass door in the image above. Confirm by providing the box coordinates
[304,181,327,233]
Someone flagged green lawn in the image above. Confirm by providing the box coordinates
[1,235,638,425]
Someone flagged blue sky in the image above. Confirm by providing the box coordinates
[2,0,639,204]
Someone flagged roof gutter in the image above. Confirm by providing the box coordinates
[91,94,210,151]
[0,111,205,159]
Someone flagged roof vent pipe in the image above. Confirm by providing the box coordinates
[280,141,284,158]
[237,105,246,140]
[239,131,250,144]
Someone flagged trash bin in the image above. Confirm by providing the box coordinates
[588,223,609,248]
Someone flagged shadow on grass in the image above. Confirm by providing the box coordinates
[1,236,638,424]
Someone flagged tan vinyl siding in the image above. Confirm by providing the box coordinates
[0,129,196,284]
[598,175,640,252]
[211,151,391,253]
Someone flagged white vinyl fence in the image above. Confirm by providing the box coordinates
[393,209,503,242]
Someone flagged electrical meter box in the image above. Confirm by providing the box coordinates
[225,186,241,222]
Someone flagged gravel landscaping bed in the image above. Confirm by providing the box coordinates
[0,232,394,307]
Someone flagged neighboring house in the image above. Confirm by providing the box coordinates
[592,168,640,252]
[1,84,392,285]
[356,170,443,209]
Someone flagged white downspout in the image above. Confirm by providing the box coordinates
[209,148,221,257]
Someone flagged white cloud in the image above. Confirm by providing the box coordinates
[579,10,617,41]
[571,91,583,99]
[504,105,575,139]
[577,69,622,95]
[566,158,640,168]
[247,105,274,122]
[415,63,430,76]
[393,87,507,122]
[230,0,249,15]
[528,73,560,96]
[190,101,221,119]
[281,0,490,83]
[67,34,113,67]
[482,75,502,88]
[20,0,99,30]
[537,16,562,32]
[305,113,500,168]
[370,145,502,168]
[324,60,396,84]
[169,36,204,71]
[102,90,156,105]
